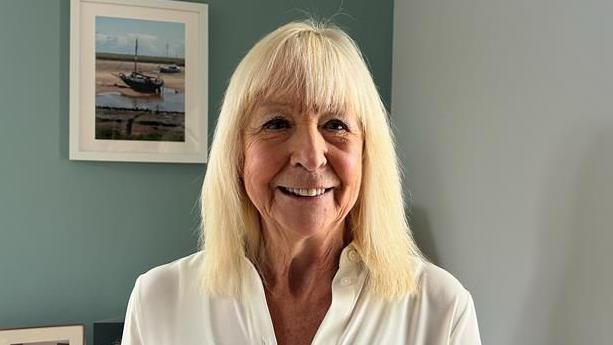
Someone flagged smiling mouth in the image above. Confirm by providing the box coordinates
[278,186,334,197]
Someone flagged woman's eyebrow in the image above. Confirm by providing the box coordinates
[321,111,353,122]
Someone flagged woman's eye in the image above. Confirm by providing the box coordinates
[324,119,349,132]
[262,117,290,130]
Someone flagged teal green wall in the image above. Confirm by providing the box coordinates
[0,0,393,343]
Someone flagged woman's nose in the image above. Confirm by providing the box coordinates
[289,125,327,172]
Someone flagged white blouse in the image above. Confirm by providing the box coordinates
[121,245,482,345]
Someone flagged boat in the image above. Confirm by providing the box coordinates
[160,64,181,73]
[119,38,164,94]
[119,71,164,93]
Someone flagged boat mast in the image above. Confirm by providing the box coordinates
[133,38,138,73]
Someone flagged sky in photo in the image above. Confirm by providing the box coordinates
[96,16,185,58]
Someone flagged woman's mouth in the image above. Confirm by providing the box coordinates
[278,186,334,198]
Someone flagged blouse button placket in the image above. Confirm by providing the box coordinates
[341,277,353,286]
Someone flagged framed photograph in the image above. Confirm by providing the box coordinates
[0,324,84,345]
[70,0,208,163]
[93,318,124,345]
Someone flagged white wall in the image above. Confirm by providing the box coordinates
[392,1,613,344]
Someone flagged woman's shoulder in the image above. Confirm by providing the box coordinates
[414,260,473,306]
[411,261,481,343]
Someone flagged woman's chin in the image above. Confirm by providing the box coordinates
[276,216,335,239]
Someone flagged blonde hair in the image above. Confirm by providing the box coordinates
[200,20,425,299]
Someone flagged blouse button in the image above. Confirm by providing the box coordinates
[348,250,359,262]
[341,277,353,286]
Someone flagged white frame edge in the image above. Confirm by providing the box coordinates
[0,324,85,345]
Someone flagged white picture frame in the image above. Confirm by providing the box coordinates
[69,0,208,163]
[0,324,85,345]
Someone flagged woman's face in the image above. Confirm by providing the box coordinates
[243,99,363,240]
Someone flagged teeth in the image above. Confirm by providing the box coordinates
[286,187,326,197]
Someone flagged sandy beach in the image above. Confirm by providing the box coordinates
[95,58,185,142]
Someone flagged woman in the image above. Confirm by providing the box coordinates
[121,20,481,345]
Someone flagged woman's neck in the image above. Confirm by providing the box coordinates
[258,222,348,299]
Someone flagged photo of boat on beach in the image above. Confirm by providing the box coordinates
[70,0,208,163]
[95,16,185,142]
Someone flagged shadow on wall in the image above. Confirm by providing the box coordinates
[514,124,613,345]
[407,205,441,264]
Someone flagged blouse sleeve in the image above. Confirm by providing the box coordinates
[450,290,482,345]
[121,276,144,345]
